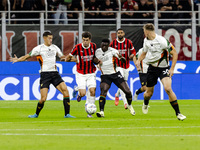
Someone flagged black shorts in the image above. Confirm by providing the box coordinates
[147,65,170,87]
[100,71,125,87]
[40,71,64,89]
[139,73,147,87]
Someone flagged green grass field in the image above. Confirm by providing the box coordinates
[0,100,199,150]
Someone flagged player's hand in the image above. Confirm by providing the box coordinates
[169,69,174,78]
[136,60,141,71]
[98,60,103,66]
[60,56,66,61]
[10,54,18,63]
[120,57,126,64]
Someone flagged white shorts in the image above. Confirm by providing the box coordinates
[116,67,129,81]
[75,72,96,90]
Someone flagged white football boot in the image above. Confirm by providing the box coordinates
[142,103,149,114]
[177,113,186,121]
[96,111,104,118]
[128,105,136,116]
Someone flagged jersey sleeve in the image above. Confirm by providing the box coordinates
[70,45,78,56]
[165,39,175,53]
[54,45,63,58]
[95,48,102,59]
[29,45,40,57]
[129,40,136,56]
[111,48,119,59]
[143,38,148,52]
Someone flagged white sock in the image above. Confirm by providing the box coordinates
[119,89,127,105]
[116,88,120,97]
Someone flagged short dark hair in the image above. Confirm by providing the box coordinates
[82,31,92,39]
[143,23,155,31]
[117,28,124,32]
[43,31,52,37]
[102,39,110,44]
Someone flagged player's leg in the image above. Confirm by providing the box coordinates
[72,85,78,98]
[114,67,124,106]
[142,86,154,114]
[142,65,158,114]
[120,69,129,108]
[134,73,147,101]
[28,72,51,118]
[161,77,186,120]
[75,72,87,102]
[96,82,110,118]
[56,82,75,118]
[117,81,135,115]
[85,73,96,117]
[28,88,48,118]
[96,75,111,117]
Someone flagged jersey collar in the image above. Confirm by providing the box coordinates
[82,43,91,49]
[117,38,125,43]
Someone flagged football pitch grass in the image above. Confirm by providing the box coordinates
[0,100,199,150]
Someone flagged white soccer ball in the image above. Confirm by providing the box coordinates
[85,103,97,115]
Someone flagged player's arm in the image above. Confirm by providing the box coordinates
[136,51,147,71]
[117,53,126,64]
[60,55,78,63]
[10,54,31,63]
[169,46,178,77]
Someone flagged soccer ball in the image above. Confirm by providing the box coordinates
[85,103,97,115]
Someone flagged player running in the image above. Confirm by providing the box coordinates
[110,28,136,109]
[132,48,148,101]
[95,39,135,117]
[10,31,75,118]
[62,31,101,118]
[136,23,186,121]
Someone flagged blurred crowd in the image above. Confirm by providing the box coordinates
[0,0,200,24]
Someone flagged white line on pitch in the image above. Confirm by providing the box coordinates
[0,126,200,131]
[1,133,200,137]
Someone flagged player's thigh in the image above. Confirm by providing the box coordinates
[161,77,172,91]
[118,81,131,95]
[56,82,69,96]
[89,87,96,96]
[75,72,87,90]
[100,82,111,96]
[123,68,129,81]
[86,73,96,89]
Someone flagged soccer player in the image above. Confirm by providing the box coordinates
[136,23,186,121]
[95,39,135,117]
[110,28,136,109]
[133,48,148,101]
[10,31,75,118]
[62,31,101,118]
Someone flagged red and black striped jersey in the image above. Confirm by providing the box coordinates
[70,42,97,74]
[110,38,136,69]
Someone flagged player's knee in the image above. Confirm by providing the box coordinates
[164,87,172,95]
[40,97,46,103]
[125,90,132,96]
[144,91,153,98]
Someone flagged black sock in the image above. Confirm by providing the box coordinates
[170,100,180,116]
[99,95,106,111]
[144,97,150,105]
[136,88,143,95]
[36,102,44,115]
[63,97,70,115]
[126,94,132,105]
